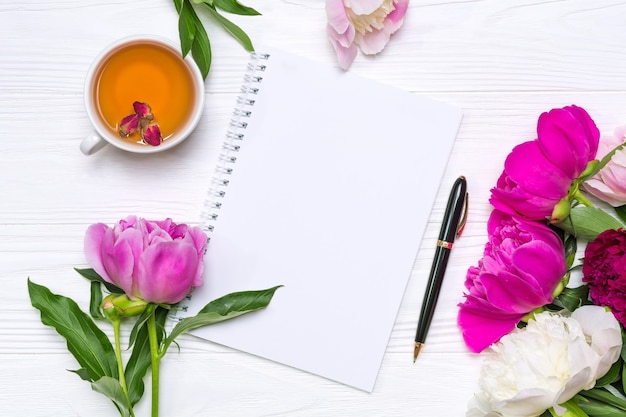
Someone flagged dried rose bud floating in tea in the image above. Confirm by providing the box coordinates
[142,123,162,146]
[119,101,163,146]
[91,40,197,146]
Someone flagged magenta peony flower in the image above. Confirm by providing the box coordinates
[84,216,208,305]
[490,105,599,221]
[582,228,626,327]
[458,210,567,353]
[326,0,408,70]
[583,126,626,207]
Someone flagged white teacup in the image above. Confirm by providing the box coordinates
[81,35,205,155]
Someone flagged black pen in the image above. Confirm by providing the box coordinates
[413,176,468,362]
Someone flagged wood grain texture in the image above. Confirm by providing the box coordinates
[2,0,626,415]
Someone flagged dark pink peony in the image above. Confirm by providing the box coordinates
[458,210,567,352]
[490,105,599,221]
[84,216,208,305]
[582,228,626,327]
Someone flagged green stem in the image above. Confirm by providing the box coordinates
[112,318,135,417]
[573,189,594,208]
[147,306,161,417]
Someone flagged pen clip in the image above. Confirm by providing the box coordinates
[455,193,469,238]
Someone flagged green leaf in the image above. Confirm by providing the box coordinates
[91,376,132,417]
[555,206,624,241]
[191,8,212,79]
[202,0,260,16]
[28,279,118,382]
[69,368,93,381]
[89,281,105,320]
[178,0,212,78]
[555,399,594,417]
[74,267,123,294]
[578,388,626,412]
[621,331,626,392]
[124,307,168,406]
[615,204,626,224]
[178,0,197,57]
[202,3,255,51]
[163,286,281,352]
[554,285,589,311]
[564,234,578,269]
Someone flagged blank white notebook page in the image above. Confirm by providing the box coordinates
[183,48,463,392]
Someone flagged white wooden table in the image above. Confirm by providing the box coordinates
[2,1,626,415]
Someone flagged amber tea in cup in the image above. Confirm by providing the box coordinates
[81,36,204,154]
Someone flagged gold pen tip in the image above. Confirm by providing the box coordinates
[413,342,424,362]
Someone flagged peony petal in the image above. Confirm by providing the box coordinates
[136,241,199,304]
[510,241,566,299]
[504,141,570,198]
[572,305,622,378]
[101,229,139,296]
[536,105,599,178]
[478,269,552,313]
[326,0,353,34]
[344,0,387,16]
[356,29,392,55]
[84,223,111,282]
[327,26,358,70]
[457,300,524,353]
[183,227,209,287]
[490,182,559,220]
[387,0,409,24]
[354,0,407,55]
[496,388,557,417]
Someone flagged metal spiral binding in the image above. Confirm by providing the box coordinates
[199,52,269,234]
[169,52,270,323]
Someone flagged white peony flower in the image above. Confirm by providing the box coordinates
[467,305,622,417]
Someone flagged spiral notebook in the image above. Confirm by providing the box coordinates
[179,48,463,392]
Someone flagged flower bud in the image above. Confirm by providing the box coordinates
[111,294,149,317]
[133,101,154,120]
[578,159,600,179]
[102,294,121,322]
[550,197,571,224]
[119,113,140,137]
[141,123,162,146]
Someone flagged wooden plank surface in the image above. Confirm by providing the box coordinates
[2,0,626,415]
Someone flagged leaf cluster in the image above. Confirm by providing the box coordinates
[544,199,626,416]
[28,269,280,416]
[173,0,259,79]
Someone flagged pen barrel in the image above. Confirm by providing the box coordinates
[415,247,451,343]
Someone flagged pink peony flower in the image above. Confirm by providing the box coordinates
[582,228,626,327]
[583,126,626,206]
[326,0,408,70]
[458,210,567,353]
[490,105,599,221]
[84,216,208,305]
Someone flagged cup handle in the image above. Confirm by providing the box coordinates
[80,132,108,155]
